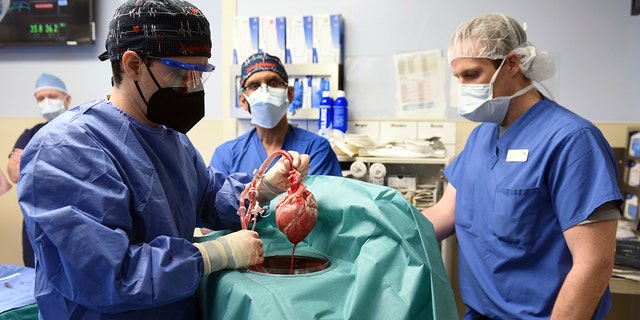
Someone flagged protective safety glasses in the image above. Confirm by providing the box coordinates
[151,57,216,73]
[146,56,216,93]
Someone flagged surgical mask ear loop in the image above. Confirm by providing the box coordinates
[496,56,538,101]
[134,57,164,107]
[241,91,252,113]
[489,57,535,101]
[488,58,507,97]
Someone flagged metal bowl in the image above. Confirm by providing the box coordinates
[247,253,331,275]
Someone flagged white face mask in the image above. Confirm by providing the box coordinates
[457,60,535,123]
[243,86,289,129]
[37,98,66,121]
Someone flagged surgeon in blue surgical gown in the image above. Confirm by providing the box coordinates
[16,1,309,319]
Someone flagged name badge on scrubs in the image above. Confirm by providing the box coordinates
[506,149,529,162]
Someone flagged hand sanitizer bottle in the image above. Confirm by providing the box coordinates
[318,91,333,138]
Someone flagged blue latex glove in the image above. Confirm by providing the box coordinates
[289,79,303,114]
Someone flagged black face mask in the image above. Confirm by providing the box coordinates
[135,61,205,134]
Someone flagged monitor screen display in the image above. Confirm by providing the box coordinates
[0,0,94,46]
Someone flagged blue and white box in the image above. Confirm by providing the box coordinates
[259,16,286,60]
[233,16,259,64]
[313,14,343,64]
[286,15,313,64]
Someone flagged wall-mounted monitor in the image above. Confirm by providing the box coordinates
[0,0,95,46]
[634,0,640,16]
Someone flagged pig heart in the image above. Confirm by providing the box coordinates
[275,183,318,245]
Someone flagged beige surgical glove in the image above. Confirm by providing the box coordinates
[258,151,311,202]
[193,230,264,275]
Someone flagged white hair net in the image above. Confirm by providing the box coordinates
[448,13,555,82]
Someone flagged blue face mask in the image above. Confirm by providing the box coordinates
[457,59,534,124]
[243,86,289,129]
[37,98,66,121]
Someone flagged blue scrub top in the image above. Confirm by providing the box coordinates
[17,98,251,319]
[10,122,46,152]
[210,126,342,177]
[445,98,621,319]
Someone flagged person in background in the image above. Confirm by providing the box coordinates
[7,72,71,268]
[17,0,309,318]
[422,13,621,319]
[210,52,342,177]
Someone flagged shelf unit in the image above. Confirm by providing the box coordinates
[339,155,452,211]
[611,126,640,295]
[621,127,640,226]
[229,63,343,120]
[610,277,640,295]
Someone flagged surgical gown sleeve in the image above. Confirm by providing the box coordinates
[17,121,248,313]
[206,168,252,231]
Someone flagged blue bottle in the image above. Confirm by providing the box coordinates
[318,91,333,137]
[332,90,348,133]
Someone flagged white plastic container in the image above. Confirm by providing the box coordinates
[629,131,640,157]
[628,161,640,188]
[624,193,638,221]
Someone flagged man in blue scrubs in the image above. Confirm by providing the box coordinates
[423,13,622,319]
[17,1,309,319]
[210,52,342,177]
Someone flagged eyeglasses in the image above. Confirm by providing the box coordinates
[146,56,216,73]
[242,79,288,93]
[145,56,215,91]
